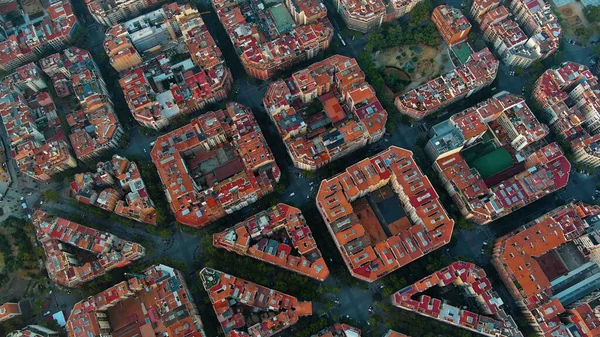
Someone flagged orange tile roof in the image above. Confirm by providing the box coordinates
[383,331,410,337]
[212,0,333,80]
[199,268,311,337]
[395,49,498,120]
[493,202,600,336]
[151,102,280,228]
[32,210,145,287]
[392,261,522,337]
[432,94,569,224]
[263,55,387,170]
[213,203,330,281]
[316,146,454,282]
[107,4,232,127]
[71,155,157,225]
[533,62,600,168]
[67,265,206,337]
[314,324,362,337]
[0,302,21,322]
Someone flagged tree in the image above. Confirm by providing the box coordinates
[43,190,60,202]
[304,100,323,116]
[584,5,600,23]
[408,0,433,27]
[574,27,593,42]
[456,217,475,230]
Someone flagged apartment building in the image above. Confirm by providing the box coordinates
[492,202,600,336]
[0,302,21,322]
[212,0,333,80]
[0,0,78,72]
[533,62,600,168]
[85,0,167,25]
[151,102,280,228]
[316,146,454,282]
[426,91,548,160]
[105,3,233,129]
[40,48,124,161]
[285,0,327,25]
[199,267,312,337]
[392,261,523,337]
[66,264,206,337]
[565,293,600,337]
[0,63,77,181]
[434,139,568,225]
[334,0,423,33]
[431,5,471,46]
[214,203,330,281]
[264,55,387,170]
[470,0,500,23]
[471,0,561,67]
[32,210,145,287]
[71,155,157,225]
[395,48,498,120]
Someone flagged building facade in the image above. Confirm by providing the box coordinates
[263,55,387,170]
[431,5,471,46]
[212,0,333,80]
[0,0,78,72]
[533,62,600,168]
[316,146,454,282]
[492,202,600,336]
[104,4,233,129]
[395,48,498,120]
[151,102,280,228]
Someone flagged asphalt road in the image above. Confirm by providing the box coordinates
[2,1,600,335]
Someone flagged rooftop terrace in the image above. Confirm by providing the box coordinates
[199,267,312,337]
[316,146,454,282]
[32,210,145,287]
[492,202,600,336]
[263,55,387,170]
[66,264,206,337]
[392,261,523,337]
[211,0,333,80]
[213,203,330,280]
[150,102,280,228]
